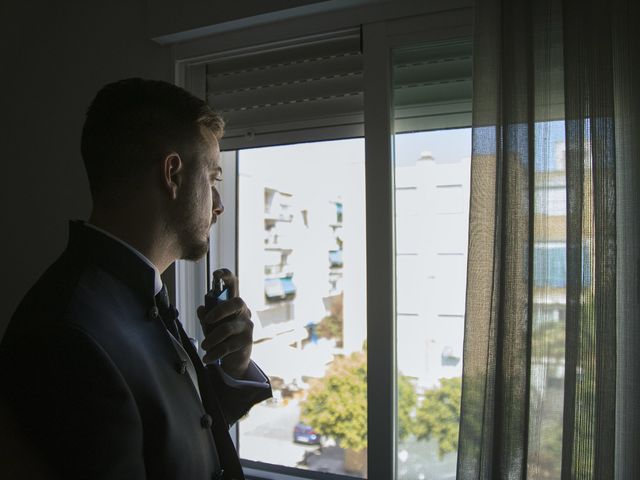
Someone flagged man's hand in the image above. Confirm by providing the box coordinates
[197,269,254,379]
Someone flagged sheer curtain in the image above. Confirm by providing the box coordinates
[457,0,639,478]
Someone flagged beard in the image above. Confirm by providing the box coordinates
[169,159,216,261]
[178,227,210,261]
[169,197,211,261]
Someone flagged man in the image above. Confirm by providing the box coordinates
[0,78,271,479]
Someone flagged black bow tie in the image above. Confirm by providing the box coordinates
[155,285,181,342]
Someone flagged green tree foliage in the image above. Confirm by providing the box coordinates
[301,351,367,451]
[316,314,343,346]
[316,294,343,347]
[414,377,462,458]
[531,300,597,477]
[529,317,565,477]
[300,349,417,452]
[532,420,564,478]
[398,374,417,440]
[531,318,565,364]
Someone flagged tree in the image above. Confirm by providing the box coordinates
[414,376,462,458]
[300,349,417,452]
[316,293,343,347]
[301,350,367,451]
[398,373,417,440]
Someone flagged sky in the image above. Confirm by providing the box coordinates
[394,128,472,167]
[239,119,567,172]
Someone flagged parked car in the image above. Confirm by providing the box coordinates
[293,422,322,445]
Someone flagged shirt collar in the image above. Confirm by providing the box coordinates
[84,222,164,296]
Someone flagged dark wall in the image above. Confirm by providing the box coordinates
[0,0,327,336]
[0,1,171,335]
[149,0,329,40]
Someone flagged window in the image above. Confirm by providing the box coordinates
[174,5,474,479]
[530,120,568,478]
[534,243,567,288]
[394,130,471,479]
[237,140,367,476]
[391,34,472,477]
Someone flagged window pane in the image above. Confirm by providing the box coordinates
[528,120,567,479]
[393,38,472,480]
[237,139,367,476]
[394,129,471,480]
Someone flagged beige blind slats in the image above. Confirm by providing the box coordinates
[203,33,472,149]
[393,40,473,132]
[207,52,362,94]
[204,31,363,149]
[220,93,364,129]
[208,73,363,112]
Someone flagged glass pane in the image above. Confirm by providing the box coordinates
[393,39,472,480]
[394,129,471,480]
[528,119,567,479]
[237,139,367,476]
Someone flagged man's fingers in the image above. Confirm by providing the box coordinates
[202,333,252,365]
[199,297,250,326]
[212,268,230,288]
[212,268,238,297]
[201,316,253,351]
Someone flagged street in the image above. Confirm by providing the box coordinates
[239,397,459,478]
[239,398,324,469]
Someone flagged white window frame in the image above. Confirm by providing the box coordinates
[172,2,473,479]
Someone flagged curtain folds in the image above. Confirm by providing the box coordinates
[457,0,639,478]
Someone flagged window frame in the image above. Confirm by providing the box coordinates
[173,3,473,479]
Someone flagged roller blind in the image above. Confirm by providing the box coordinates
[203,32,472,150]
[393,39,473,133]
[205,29,363,150]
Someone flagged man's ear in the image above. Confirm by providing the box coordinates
[162,153,183,200]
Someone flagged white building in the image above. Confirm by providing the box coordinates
[237,141,367,386]
[236,140,471,391]
[396,152,471,389]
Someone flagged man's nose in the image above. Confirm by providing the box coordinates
[212,189,224,216]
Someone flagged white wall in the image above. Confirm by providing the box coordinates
[0,1,171,335]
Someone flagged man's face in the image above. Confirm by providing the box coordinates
[173,129,224,261]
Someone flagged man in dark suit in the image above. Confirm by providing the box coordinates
[0,78,271,479]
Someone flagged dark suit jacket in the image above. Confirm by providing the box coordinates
[0,221,271,479]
